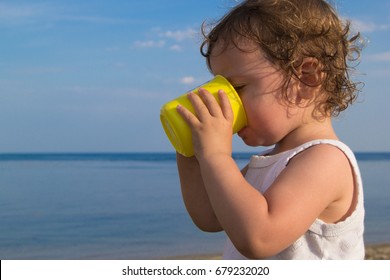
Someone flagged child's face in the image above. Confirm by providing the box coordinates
[209,41,304,147]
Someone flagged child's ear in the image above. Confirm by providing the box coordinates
[299,58,322,87]
[297,58,322,99]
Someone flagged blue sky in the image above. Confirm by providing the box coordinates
[0,0,389,153]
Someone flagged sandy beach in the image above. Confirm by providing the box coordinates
[364,244,390,260]
[166,243,390,260]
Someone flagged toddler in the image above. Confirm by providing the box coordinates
[176,0,364,259]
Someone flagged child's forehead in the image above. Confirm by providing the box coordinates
[209,39,262,66]
[209,42,275,78]
[211,36,258,53]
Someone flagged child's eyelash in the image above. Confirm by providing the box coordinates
[234,85,245,91]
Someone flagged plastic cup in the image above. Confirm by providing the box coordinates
[160,75,247,157]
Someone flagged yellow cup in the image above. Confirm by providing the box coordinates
[160,75,247,157]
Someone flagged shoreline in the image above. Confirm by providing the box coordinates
[163,243,390,260]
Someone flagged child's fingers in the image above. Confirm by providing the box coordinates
[197,88,222,117]
[187,92,210,121]
[177,89,232,127]
[218,90,234,123]
[176,103,199,128]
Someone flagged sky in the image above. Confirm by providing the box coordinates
[0,0,389,153]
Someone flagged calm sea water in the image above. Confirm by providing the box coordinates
[0,152,389,259]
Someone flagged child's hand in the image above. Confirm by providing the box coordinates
[176,88,234,160]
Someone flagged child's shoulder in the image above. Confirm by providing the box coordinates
[286,141,355,196]
[293,141,358,223]
[289,140,353,170]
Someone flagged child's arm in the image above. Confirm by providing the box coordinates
[176,153,223,232]
[177,152,249,232]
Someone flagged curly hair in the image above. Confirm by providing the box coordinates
[200,0,364,117]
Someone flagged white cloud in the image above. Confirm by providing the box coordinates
[160,28,197,42]
[350,18,390,33]
[0,3,46,24]
[180,76,196,85]
[170,45,182,51]
[365,51,390,62]
[56,15,127,25]
[133,40,166,49]
[105,46,121,52]
[0,3,129,26]
[133,27,198,51]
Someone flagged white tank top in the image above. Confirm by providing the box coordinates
[222,139,365,259]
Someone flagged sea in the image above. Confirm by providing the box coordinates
[0,152,389,260]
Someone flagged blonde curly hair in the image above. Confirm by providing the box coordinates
[201,0,364,117]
